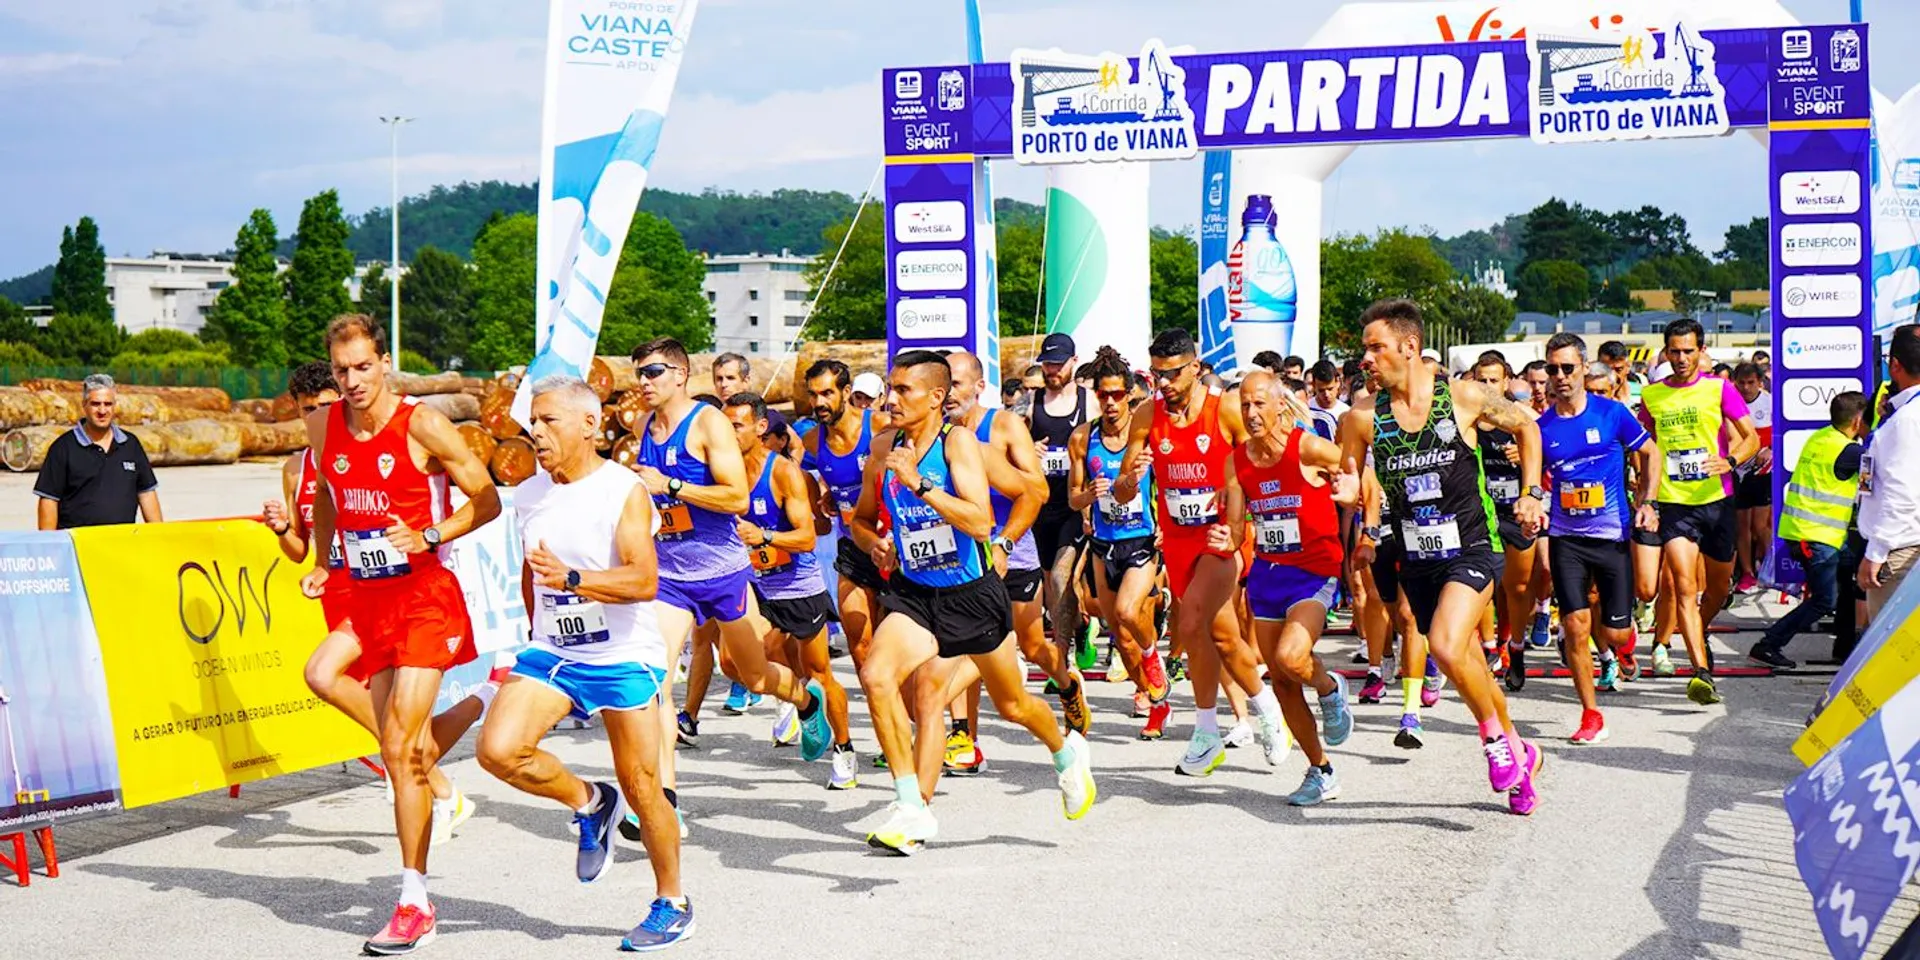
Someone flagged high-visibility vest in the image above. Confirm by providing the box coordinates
[1778,426,1860,549]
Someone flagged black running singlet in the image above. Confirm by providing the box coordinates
[1479,426,1522,522]
[1029,387,1093,517]
[1372,376,1502,563]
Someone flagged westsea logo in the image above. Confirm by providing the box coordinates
[1782,170,1862,215]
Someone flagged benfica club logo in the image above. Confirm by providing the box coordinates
[377,453,397,479]
[1195,434,1211,454]
[332,454,350,474]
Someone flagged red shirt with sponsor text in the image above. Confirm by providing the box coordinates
[324,398,450,583]
[1151,386,1232,540]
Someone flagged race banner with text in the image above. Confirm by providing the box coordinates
[883,64,985,365]
[0,533,120,830]
[70,522,375,809]
[515,0,701,427]
[1197,150,1235,375]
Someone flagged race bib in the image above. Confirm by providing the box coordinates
[1404,472,1443,503]
[325,537,345,570]
[1041,448,1071,477]
[750,543,794,575]
[900,522,959,572]
[656,497,694,539]
[1488,477,1520,505]
[1166,487,1218,527]
[343,528,410,580]
[1401,516,1462,561]
[538,593,610,648]
[1255,515,1302,554]
[1861,454,1876,495]
[1666,447,1710,483]
[831,483,862,527]
[1560,482,1607,515]
[1098,492,1144,527]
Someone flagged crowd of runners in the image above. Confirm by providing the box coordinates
[263,299,1823,954]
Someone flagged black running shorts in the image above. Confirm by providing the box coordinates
[1633,500,1737,565]
[1032,508,1087,570]
[1733,472,1773,510]
[1547,536,1634,630]
[1369,534,1403,604]
[833,535,887,592]
[1003,565,1044,603]
[1400,549,1504,636]
[879,572,1014,658]
[1498,517,1538,553]
[1092,535,1157,590]
[756,591,840,640]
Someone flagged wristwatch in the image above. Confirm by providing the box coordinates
[1523,485,1547,503]
[1362,525,1386,541]
[422,526,442,547]
[915,477,935,497]
[667,477,683,496]
[565,569,582,591]
[993,535,1015,554]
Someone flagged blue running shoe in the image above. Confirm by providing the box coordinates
[621,897,695,952]
[1528,611,1551,649]
[798,681,831,762]
[573,781,624,884]
[1320,678,1354,747]
[1597,656,1620,693]
[1286,765,1341,806]
[722,682,751,715]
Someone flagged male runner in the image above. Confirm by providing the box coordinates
[262,361,485,847]
[1222,371,1358,806]
[1028,333,1102,663]
[724,392,857,789]
[630,337,831,822]
[805,359,890,669]
[1631,318,1760,704]
[303,314,502,952]
[475,376,690,952]
[1535,336,1661,744]
[1068,346,1173,739]
[849,351,1094,853]
[1115,329,1292,776]
[1343,299,1547,815]
[1468,354,1545,668]
[1731,362,1775,593]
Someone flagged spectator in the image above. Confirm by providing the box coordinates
[34,374,162,529]
[1252,350,1284,373]
[1859,325,1920,622]
[1001,381,1029,416]
[850,372,886,410]
[1282,355,1306,380]
[1753,391,1869,668]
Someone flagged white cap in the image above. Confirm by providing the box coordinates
[851,372,885,399]
[1421,349,1442,363]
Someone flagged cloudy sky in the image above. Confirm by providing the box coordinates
[0,0,1914,278]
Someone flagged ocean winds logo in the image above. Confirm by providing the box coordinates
[1528,21,1728,145]
[1010,38,1197,165]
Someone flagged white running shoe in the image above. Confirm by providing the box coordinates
[866,803,938,855]
[828,748,858,790]
[1058,731,1096,819]
[1222,721,1255,749]
[1254,712,1291,766]
[772,703,800,746]
[1175,730,1226,777]
[431,786,475,845]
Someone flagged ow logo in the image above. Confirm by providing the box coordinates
[176,560,278,645]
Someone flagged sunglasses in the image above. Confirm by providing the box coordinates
[638,363,682,381]
[1149,364,1189,383]
[1544,363,1580,377]
[1096,388,1130,401]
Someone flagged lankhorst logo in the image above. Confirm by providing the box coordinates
[1781,325,1863,371]
[1780,170,1861,215]
[1781,274,1862,320]
[1780,223,1862,267]
[895,298,967,340]
[894,250,968,292]
[893,201,967,244]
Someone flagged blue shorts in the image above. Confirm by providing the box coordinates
[512,647,667,722]
[655,568,753,625]
[1247,561,1340,622]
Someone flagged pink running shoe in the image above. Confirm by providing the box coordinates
[1484,734,1526,793]
[365,903,437,956]
[1507,740,1545,815]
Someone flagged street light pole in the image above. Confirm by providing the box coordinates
[379,116,414,360]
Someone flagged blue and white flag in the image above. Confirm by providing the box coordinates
[966,0,1002,406]
[514,0,700,426]
[1197,150,1235,375]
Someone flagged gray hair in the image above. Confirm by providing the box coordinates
[82,373,116,398]
[1586,361,1615,382]
[530,375,602,422]
[714,352,751,379]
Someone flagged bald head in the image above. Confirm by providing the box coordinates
[1238,369,1287,440]
[943,350,986,419]
[948,351,983,383]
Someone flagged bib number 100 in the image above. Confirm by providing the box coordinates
[554,615,589,637]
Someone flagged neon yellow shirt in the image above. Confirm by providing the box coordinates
[1639,374,1749,505]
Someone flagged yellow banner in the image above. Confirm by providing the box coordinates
[1793,604,1920,765]
[70,521,376,808]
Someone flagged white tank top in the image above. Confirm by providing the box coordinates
[514,460,667,668]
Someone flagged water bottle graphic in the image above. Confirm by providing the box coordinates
[1227,195,1297,351]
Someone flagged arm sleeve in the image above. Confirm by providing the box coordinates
[132,439,158,493]
[32,437,67,500]
[1721,379,1751,421]
[1835,443,1864,481]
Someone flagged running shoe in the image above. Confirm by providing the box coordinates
[867,803,939,855]
[1620,650,1642,682]
[722,682,758,715]
[1076,622,1101,671]
[621,897,695,952]
[364,903,437,956]
[1508,765,1542,816]
[675,710,699,749]
[1140,700,1172,740]
[1358,672,1387,704]
[1634,599,1655,635]
[1105,650,1131,684]
[1254,712,1290,766]
[574,781,624,884]
[1222,721,1255,749]
[1526,610,1550,649]
[1736,574,1759,594]
[1421,675,1443,709]
[1393,713,1425,749]
[1058,731,1097,820]
[1167,656,1188,684]
[1570,709,1609,745]
[1652,645,1676,677]
[1175,730,1226,777]
[1351,649,1370,664]
[618,812,641,843]
[1486,645,1505,677]
[771,703,800,747]
[872,753,890,769]
[677,807,688,840]
[798,681,832,762]
[1505,645,1527,691]
[430,785,474,845]
[1286,766,1340,807]
[1749,645,1798,670]
[1320,679,1354,747]
[944,730,985,776]
[1597,657,1620,693]
[1058,674,1092,737]
[1485,733,1527,793]
[1688,674,1724,705]
[1140,650,1171,703]
[1132,692,1150,718]
[828,746,858,791]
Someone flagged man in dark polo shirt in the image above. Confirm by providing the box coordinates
[34,374,163,529]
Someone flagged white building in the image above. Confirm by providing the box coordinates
[1473,261,1516,300]
[103,254,398,335]
[703,252,812,357]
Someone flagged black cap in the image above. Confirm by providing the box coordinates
[1037,332,1076,364]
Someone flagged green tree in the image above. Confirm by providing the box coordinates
[39,313,126,365]
[214,209,290,366]
[1427,281,1518,345]
[357,262,393,328]
[802,206,886,342]
[995,221,1046,338]
[0,295,35,344]
[399,349,438,375]
[467,213,539,371]
[51,216,111,321]
[0,341,51,366]
[1149,227,1197,338]
[601,212,713,355]
[1318,228,1458,350]
[1516,259,1594,314]
[1519,198,1614,272]
[286,190,355,363]
[400,246,473,366]
[121,328,203,356]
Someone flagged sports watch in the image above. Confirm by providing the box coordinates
[1523,485,1547,503]
[565,569,582,591]
[423,526,442,547]
[915,477,935,498]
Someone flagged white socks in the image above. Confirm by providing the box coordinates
[399,868,429,908]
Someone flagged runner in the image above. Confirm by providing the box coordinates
[1222,371,1358,806]
[1027,333,1102,671]
[804,359,889,670]
[475,376,690,952]
[1535,336,1661,744]
[1114,329,1293,776]
[1631,319,1761,704]
[302,314,503,953]
[1731,362,1774,594]
[630,337,832,828]
[261,361,486,848]
[848,350,1094,853]
[1343,299,1547,815]
[1468,354,1544,675]
[724,392,858,789]
[1068,346,1173,739]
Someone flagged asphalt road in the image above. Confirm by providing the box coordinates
[5,597,1916,959]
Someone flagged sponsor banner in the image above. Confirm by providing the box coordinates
[515,0,701,428]
[883,65,975,160]
[0,533,120,830]
[70,522,375,809]
[1528,22,1730,146]
[1769,24,1874,582]
[1799,566,1920,766]
[444,487,529,659]
[1044,162,1151,372]
[1873,85,1920,340]
[1198,151,1235,375]
[1227,153,1321,365]
[1011,40,1197,165]
[884,158,980,364]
